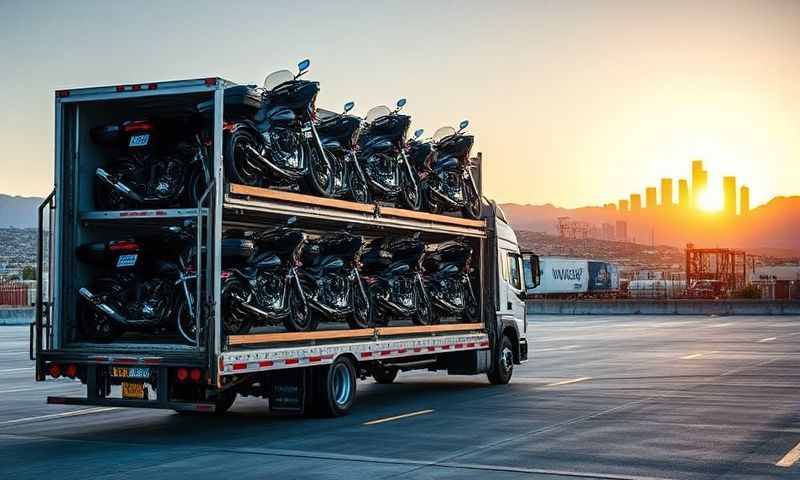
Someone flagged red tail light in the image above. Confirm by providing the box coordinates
[176,367,189,382]
[121,120,154,133]
[190,368,202,382]
[108,240,140,252]
[65,364,78,378]
[48,363,61,378]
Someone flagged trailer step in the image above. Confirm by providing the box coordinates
[47,396,216,412]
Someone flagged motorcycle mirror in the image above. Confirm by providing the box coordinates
[459,120,469,131]
[396,98,407,109]
[287,216,297,226]
[413,129,424,139]
[343,101,355,114]
[297,59,311,74]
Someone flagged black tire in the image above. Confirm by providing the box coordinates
[283,285,318,332]
[366,288,387,327]
[186,163,208,208]
[372,364,398,384]
[224,129,262,186]
[462,284,480,323]
[411,280,433,326]
[303,144,334,197]
[399,165,422,211]
[78,279,125,342]
[312,356,357,417]
[462,183,482,220]
[487,336,514,385]
[348,167,371,204]
[176,298,204,346]
[423,187,442,215]
[347,281,371,329]
[221,276,253,335]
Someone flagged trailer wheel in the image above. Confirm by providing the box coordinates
[313,356,356,417]
[372,364,398,384]
[487,336,514,385]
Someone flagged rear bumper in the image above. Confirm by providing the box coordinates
[48,396,216,412]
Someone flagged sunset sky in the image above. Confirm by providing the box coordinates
[0,0,797,208]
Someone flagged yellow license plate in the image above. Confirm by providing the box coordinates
[111,366,150,378]
[122,381,146,400]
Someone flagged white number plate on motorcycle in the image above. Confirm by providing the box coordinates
[129,134,150,147]
[116,254,138,268]
[302,126,314,139]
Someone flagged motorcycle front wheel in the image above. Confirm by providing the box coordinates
[224,129,263,187]
[283,285,318,332]
[303,143,334,198]
[412,280,434,326]
[221,276,254,335]
[347,164,371,204]
[186,163,209,208]
[176,299,206,346]
[399,165,422,211]
[462,182,482,220]
[347,282,371,329]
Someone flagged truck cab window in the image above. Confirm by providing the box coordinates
[508,253,522,291]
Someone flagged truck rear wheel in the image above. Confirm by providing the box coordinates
[312,356,356,417]
[487,336,514,385]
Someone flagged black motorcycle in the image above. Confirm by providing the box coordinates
[297,232,371,330]
[357,99,422,210]
[360,235,432,326]
[76,223,213,344]
[221,59,333,197]
[422,239,479,323]
[316,102,371,203]
[221,224,312,333]
[417,121,482,219]
[90,119,210,211]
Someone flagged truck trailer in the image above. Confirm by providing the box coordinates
[31,78,535,416]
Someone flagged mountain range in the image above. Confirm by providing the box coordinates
[1,192,797,255]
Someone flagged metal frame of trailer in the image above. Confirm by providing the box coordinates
[34,78,498,403]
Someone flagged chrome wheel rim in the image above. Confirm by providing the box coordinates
[332,363,352,406]
[501,347,513,374]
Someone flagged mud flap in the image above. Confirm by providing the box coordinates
[269,369,308,414]
[446,349,491,375]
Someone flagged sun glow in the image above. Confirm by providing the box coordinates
[697,189,723,212]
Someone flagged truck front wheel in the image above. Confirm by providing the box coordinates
[487,336,514,385]
[312,356,357,417]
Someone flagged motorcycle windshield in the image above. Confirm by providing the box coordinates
[433,126,456,143]
[365,105,391,123]
[263,69,294,91]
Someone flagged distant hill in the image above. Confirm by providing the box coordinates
[500,196,800,255]
[0,194,44,228]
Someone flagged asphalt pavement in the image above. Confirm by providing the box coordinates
[1,315,799,479]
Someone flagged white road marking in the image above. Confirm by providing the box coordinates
[0,351,29,356]
[776,441,800,467]
[0,407,117,425]
[0,367,34,374]
[534,345,580,353]
[681,351,718,360]
[759,337,777,343]
[710,322,733,328]
[545,377,591,387]
[363,409,434,425]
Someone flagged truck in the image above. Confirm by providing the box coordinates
[526,256,619,298]
[31,78,537,416]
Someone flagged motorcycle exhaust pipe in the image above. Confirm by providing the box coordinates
[236,301,283,320]
[79,288,130,326]
[95,168,145,204]
[244,144,302,179]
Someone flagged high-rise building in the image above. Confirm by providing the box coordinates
[602,223,615,241]
[740,185,750,216]
[618,199,629,213]
[645,187,657,209]
[630,193,641,213]
[615,220,627,242]
[691,160,707,208]
[723,176,737,216]
[678,179,689,209]
[660,178,673,207]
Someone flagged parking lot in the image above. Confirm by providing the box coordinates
[1,315,799,479]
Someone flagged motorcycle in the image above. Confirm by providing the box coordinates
[422,239,479,323]
[75,222,222,345]
[316,101,371,203]
[357,99,422,210]
[221,59,333,197]
[360,235,432,326]
[297,232,371,329]
[220,222,312,333]
[418,120,482,219]
[90,118,210,211]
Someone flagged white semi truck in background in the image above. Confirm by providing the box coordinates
[31,78,539,416]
